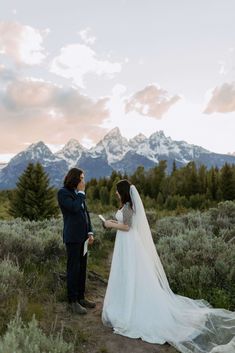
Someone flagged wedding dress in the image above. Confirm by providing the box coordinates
[102,185,235,353]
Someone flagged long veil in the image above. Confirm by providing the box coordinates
[129,185,235,353]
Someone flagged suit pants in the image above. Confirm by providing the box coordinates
[65,241,87,303]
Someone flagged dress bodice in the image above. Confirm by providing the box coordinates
[115,209,123,223]
[115,203,133,227]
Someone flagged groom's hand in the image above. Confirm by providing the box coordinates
[77,180,85,192]
[88,234,94,245]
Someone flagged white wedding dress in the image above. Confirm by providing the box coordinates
[102,185,235,353]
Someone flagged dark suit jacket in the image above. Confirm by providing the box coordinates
[57,187,93,244]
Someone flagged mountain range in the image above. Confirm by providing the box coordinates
[0,127,235,189]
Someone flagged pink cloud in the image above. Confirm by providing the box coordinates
[125,84,181,119]
[204,82,235,114]
[0,77,109,153]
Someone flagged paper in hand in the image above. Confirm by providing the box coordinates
[83,238,89,256]
[98,214,106,222]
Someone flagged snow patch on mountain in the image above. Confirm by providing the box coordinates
[9,141,62,167]
[1,127,235,189]
[56,139,86,168]
[89,127,130,164]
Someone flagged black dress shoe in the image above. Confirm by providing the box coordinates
[79,298,96,308]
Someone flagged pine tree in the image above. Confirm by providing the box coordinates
[87,178,100,199]
[156,192,164,208]
[220,163,235,200]
[149,160,167,198]
[198,165,207,194]
[208,167,219,200]
[185,161,199,196]
[130,166,146,194]
[100,186,110,205]
[9,162,59,220]
[171,160,177,176]
[109,176,121,207]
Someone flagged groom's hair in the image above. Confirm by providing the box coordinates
[64,168,84,190]
[116,179,133,209]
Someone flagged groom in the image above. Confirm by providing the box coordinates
[57,167,96,314]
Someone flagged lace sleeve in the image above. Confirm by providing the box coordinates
[122,203,133,227]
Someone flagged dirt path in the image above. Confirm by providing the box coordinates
[53,275,178,353]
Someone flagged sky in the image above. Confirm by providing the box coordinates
[0,0,235,162]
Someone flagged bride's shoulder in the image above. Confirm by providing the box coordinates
[122,202,133,227]
[122,202,134,215]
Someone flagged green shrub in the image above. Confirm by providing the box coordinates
[208,201,235,237]
[0,218,65,266]
[155,202,235,309]
[0,313,74,353]
[155,201,235,240]
[157,230,235,309]
[0,258,23,302]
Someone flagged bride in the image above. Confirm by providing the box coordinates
[101,179,235,353]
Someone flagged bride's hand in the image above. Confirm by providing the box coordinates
[104,220,114,228]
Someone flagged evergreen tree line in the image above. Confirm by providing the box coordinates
[5,160,235,221]
[86,161,235,210]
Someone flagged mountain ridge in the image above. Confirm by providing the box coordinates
[0,128,235,189]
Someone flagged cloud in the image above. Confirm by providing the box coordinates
[0,21,48,65]
[125,84,181,119]
[218,47,235,77]
[0,77,110,153]
[0,65,17,82]
[78,27,96,45]
[3,77,58,110]
[112,83,127,96]
[203,82,235,114]
[50,43,122,88]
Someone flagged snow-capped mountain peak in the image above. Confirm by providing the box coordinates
[90,127,130,164]
[0,140,67,189]
[103,127,122,140]
[136,132,147,139]
[129,133,147,144]
[128,133,155,160]
[10,141,57,164]
[147,130,176,157]
[28,140,47,149]
[57,138,85,154]
[149,130,170,142]
[56,138,85,168]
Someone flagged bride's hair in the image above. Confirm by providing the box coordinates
[116,179,133,209]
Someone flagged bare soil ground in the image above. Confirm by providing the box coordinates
[52,274,178,353]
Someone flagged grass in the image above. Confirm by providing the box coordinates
[0,198,234,352]
[0,214,112,351]
[99,347,109,353]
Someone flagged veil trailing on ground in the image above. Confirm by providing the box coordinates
[129,184,235,353]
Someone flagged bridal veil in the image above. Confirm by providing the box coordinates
[129,185,235,353]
